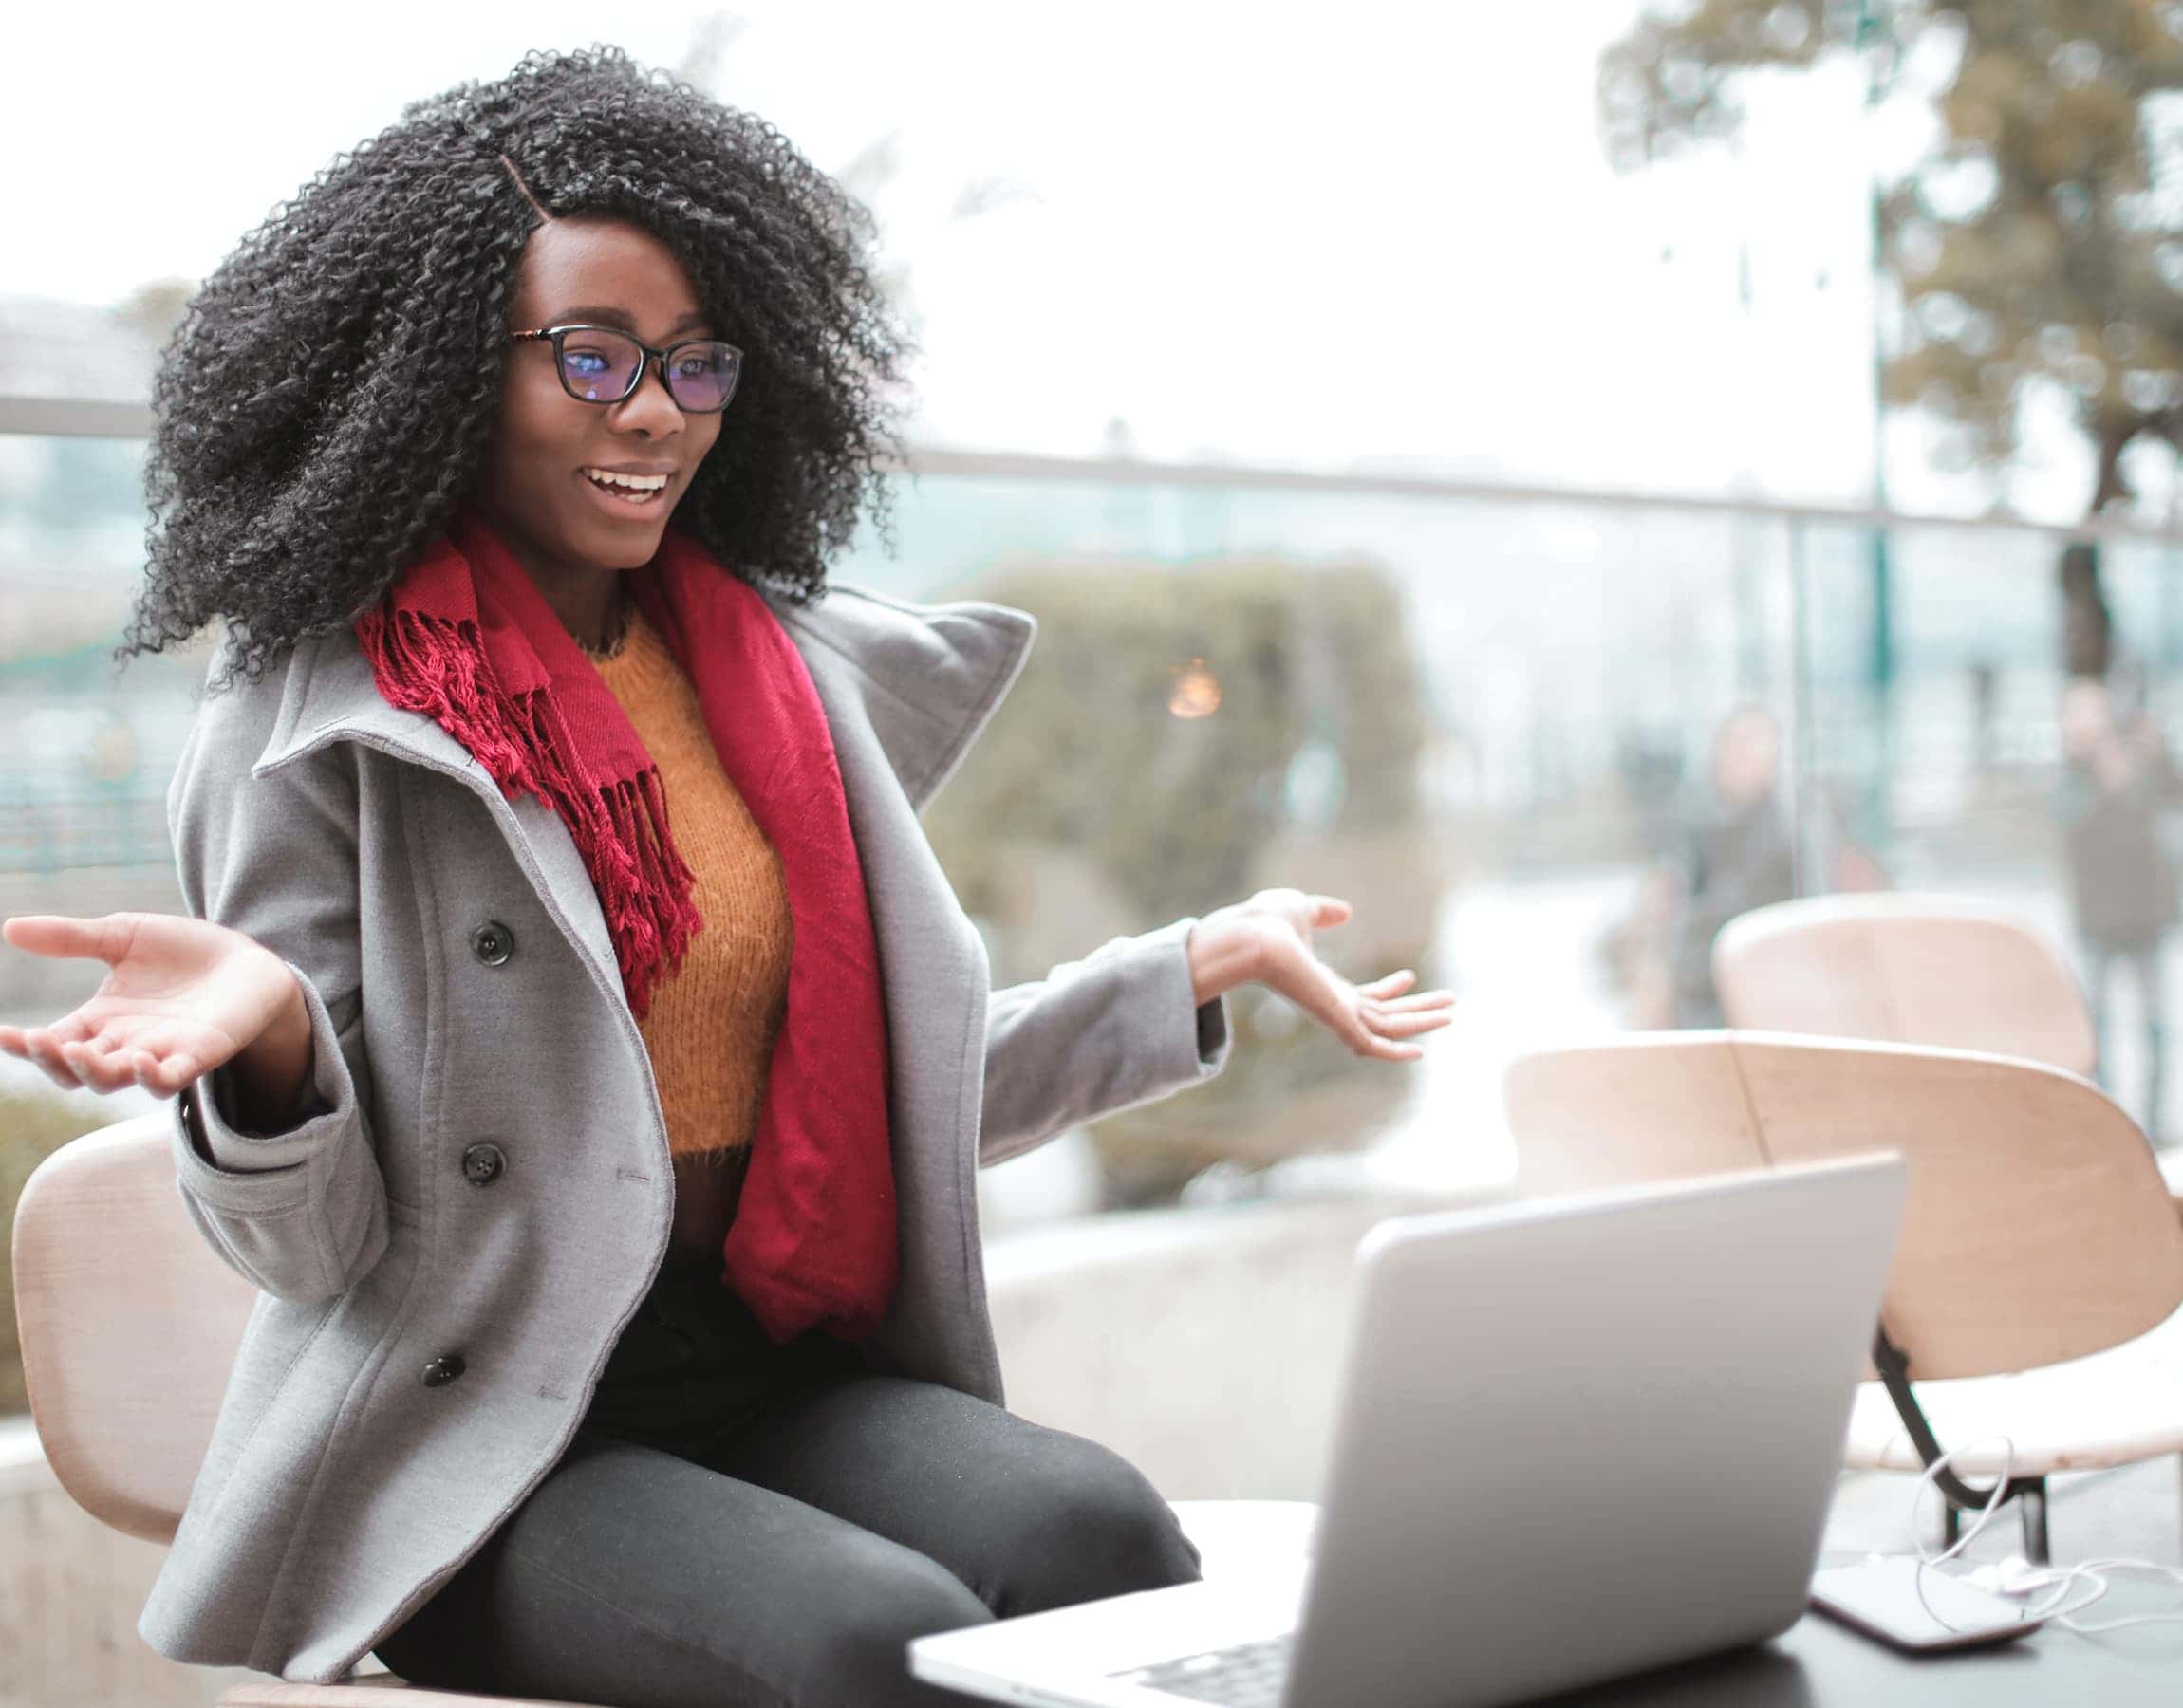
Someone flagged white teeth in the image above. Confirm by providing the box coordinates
[584,468,669,492]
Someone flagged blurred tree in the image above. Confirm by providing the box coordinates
[1598,0,2183,676]
[925,553,1440,1205]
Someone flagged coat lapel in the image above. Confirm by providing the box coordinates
[248,627,625,994]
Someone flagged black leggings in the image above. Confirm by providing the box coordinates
[373,1247,1203,1707]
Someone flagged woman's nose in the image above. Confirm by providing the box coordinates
[613,358,686,432]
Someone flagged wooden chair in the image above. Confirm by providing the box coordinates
[1502,1031,2183,1563]
[1712,892,2183,1214]
[10,1111,1307,1704]
[1712,893,2098,1074]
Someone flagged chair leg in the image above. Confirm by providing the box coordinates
[2017,1478,2050,1566]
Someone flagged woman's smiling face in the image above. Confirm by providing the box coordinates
[473,215,724,590]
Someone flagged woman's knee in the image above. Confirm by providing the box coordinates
[814,1545,997,1702]
[991,1436,1203,1615]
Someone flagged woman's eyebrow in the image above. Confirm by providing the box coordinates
[552,306,714,335]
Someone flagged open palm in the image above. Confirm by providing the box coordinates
[0,912,294,1098]
[1227,887,1456,1061]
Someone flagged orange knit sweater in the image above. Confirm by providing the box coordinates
[588,598,794,1259]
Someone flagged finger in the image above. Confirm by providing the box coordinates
[0,1010,105,1053]
[1355,970,1416,999]
[121,1020,201,1077]
[59,1038,134,1094]
[1363,1003,1455,1031]
[137,1049,198,1099]
[0,914,122,963]
[40,1011,99,1045]
[1368,991,1458,1014]
[109,1023,199,1096]
[1308,895,1353,928]
[1365,1010,1455,1040]
[20,1030,87,1093]
[1353,1032,1425,1062]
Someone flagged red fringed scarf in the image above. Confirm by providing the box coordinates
[353,502,896,1344]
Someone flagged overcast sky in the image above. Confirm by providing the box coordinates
[3,0,2126,521]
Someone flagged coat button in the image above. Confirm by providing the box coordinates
[421,1353,466,1388]
[470,920,514,966]
[460,1142,506,1186]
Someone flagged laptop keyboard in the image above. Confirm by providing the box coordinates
[1108,1632,1295,1706]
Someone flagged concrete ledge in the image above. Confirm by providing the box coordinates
[986,1185,1502,1500]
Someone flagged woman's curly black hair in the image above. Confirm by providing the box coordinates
[117,43,913,695]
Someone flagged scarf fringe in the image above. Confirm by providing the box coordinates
[356,602,701,1019]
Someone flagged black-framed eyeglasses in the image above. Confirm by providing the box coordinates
[511,325,744,414]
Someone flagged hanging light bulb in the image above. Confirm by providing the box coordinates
[1167,657,1222,719]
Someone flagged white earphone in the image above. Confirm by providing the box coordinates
[1896,1435,2183,1636]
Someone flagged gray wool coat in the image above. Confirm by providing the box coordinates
[135,582,1232,1684]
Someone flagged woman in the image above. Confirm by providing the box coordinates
[0,46,1452,1708]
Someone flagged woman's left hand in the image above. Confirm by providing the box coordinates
[1185,888,1455,1061]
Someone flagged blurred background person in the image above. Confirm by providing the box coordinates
[2056,671,2182,1143]
[1666,704,1798,1029]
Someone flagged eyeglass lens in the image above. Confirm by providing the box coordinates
[557,328,739,411]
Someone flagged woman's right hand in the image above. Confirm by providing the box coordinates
[0,912,302,1100]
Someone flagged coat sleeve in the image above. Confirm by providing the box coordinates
[979,916,1233,1168]
[161,678,391,1306]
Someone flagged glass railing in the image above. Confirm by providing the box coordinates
[6,407,2181,1214]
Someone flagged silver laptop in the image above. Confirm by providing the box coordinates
[911,1153,1908,1708]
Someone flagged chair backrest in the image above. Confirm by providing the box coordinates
[10,1111,256,1544]
[1712,894,2098,1079]
[1502,1032,2183,1381]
